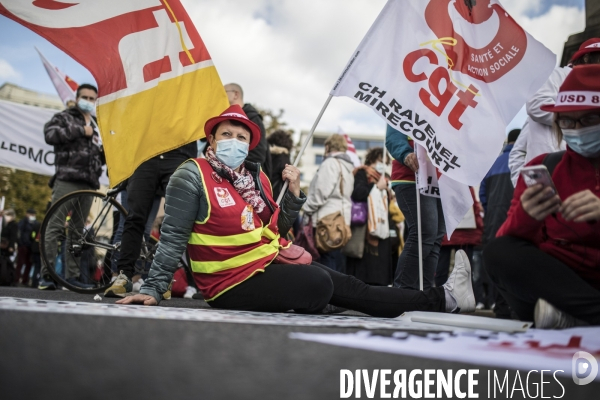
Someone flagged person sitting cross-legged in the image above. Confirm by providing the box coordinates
[117,105,475,317]
[484,65,600,329]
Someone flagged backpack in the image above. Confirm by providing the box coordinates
[542,151,566,176]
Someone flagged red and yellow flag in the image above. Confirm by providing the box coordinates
[0,0,229,186]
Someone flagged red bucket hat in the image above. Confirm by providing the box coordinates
[540,65,600,113]
[570,38,600,63]
[204,104,261,150]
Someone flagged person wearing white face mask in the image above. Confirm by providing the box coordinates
[485,65,600,330]
[40,84,105,290]
[117,106,476,318]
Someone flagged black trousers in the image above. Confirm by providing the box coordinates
[210,262,446,318]
[117,153,187,278]
[484,236,600,325]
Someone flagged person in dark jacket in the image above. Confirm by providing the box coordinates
[267,130,293,200]
[40,84,104,290]
[480,129,521,244]
[116,106,476,317]
[346,147,394,285]
[224,83,272,177]
[15,209,37,285]
[479,129,520,317]
[1,209,18,285]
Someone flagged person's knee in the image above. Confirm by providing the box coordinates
[299,266,334,312]
[483,236,520,283]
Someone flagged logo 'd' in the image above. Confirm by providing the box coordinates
[424,0,527,83]
[572,351,599,385]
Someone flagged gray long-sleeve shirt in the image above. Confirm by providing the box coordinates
[140,160,305,304]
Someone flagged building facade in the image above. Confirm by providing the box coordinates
[0,83,64,110]
[561,0,600,66]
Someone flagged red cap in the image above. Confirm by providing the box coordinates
[540,65,600,113]
[204,105,261,150]
[570,38,600,63]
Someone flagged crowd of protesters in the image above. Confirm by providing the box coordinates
[3,38,600,330]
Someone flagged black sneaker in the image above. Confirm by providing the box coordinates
[66,277,95,289]
[38,277,56,290]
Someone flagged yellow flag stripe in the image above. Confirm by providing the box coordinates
[163,0,195,64]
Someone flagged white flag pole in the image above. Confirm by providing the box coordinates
[415,172,424,291]
[276,94,333,205]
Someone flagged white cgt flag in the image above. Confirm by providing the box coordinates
[331,0,555,185]
[416,143,472,235]
[330,0,555,235]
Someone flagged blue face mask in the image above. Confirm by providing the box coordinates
[562,125,600,158]
[77,99,95,114]
[215,139,249,169]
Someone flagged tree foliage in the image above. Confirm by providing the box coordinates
[256,107,294,137]
[0,167,52,220]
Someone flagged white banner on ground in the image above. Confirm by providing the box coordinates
[291,327,600,381]
[331,0,555,188]
[0,99,108,185]
[0,296,496,331]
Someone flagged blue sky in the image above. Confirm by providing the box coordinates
[0,0,587,134]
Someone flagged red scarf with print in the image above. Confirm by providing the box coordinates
[205,146,267,214]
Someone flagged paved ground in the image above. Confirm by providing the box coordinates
[0,286,598,400]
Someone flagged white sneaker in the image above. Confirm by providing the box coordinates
[476,302,485,310]
[132,278,144,293]
[534,298,584,329]
[442,250,476,313]
[183,286,197,299]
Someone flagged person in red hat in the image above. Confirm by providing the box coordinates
[117,105,477,317]
[485,65,600,329]
[508,38,600,187]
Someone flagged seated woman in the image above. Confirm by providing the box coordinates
[118,105,475,317]
[484,65,600,329]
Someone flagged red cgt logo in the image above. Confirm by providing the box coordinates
[424,0,527,83]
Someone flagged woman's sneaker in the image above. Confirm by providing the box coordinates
[534,299,587,329]
[442,250,476,313]
[104,271,132,298]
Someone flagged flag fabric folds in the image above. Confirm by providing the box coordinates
[330,0,555,235]
[0,0,229,187]
[36,47,78,105]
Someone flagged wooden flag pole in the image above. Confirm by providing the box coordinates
[276,94,333,205]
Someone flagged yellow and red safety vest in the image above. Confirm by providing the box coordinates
[187,158,290,301]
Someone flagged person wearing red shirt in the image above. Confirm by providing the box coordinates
[484,65,600,329]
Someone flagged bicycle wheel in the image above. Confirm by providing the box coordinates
[40,190,127,294]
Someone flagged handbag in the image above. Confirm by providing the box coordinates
[316,160,352,252]
[274,244,313,265]
[342,223,367,259]
[367,185,390,239]
[350,201,368,225]
[294,216,320,260]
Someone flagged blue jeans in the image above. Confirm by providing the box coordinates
[318,249,346,274]
[393,184,445,290]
